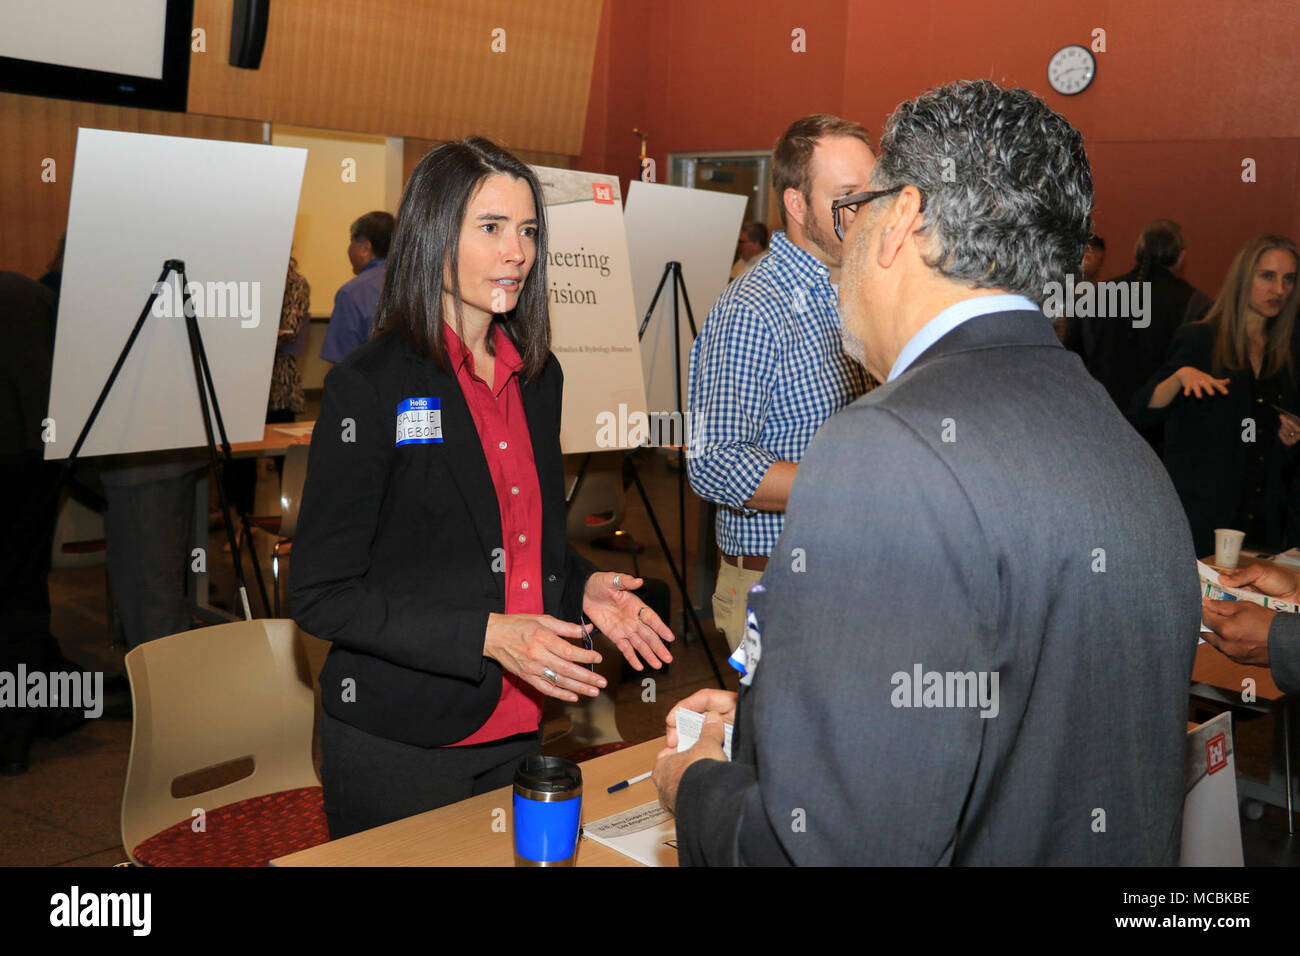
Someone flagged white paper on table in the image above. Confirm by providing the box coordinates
[1274,548,1300,570]
[582,801,677,866]
[270,422,315,438]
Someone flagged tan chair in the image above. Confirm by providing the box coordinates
[121,618,327,866]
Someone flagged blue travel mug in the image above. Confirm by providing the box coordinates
[512,755,583,866]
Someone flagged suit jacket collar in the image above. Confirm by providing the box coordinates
[905,309,1061,376]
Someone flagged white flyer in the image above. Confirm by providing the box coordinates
[582,801,678,867]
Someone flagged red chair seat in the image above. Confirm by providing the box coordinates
[132,786,328,866]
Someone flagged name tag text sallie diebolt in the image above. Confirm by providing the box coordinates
[396,397,443,446]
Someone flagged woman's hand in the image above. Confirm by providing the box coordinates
[483,613,604,702]
[1277,411,1300,448]
[582,572,675,671]
[1176,366,1230,399]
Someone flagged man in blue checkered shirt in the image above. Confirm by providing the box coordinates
[688,115,875,651]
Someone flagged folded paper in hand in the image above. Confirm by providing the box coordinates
[675,707,733,759]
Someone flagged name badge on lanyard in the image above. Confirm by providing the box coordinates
[396,397,443,445]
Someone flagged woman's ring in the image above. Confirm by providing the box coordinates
[637,606,647,622]
[543,668,560,685]
[612,574,622,589]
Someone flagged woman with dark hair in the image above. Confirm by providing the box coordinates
[1131,234,1299,556]
[290,137,674,838]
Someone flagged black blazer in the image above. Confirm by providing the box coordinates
[290,333,596,747]
[1075,265,1210,439]
[1130,321,1298,555]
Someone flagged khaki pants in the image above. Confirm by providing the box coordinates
[712,560,766,653]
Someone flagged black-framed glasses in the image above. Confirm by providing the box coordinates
[832,185,925,241]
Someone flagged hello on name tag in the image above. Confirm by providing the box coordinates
[395,397,443,445]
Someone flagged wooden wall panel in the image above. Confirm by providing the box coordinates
[189,0,603,155]
[401,137,572,195]
[0,92,262,279]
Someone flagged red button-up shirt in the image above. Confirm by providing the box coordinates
[443,322,547,746]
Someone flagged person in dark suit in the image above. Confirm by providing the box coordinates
[1075,220,1213,452]
[1203,562,1300,694]
[1130,235,1299,557]
[290,138,675,839]
[653,80,1200,865]
[0,272,66,772]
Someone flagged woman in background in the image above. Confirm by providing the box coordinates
[268,256,311,423]
[1132,234,1299,556]
[291,137,674,838]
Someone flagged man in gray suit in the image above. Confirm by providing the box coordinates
[652,80,1201,865]
[1203,563,1300,693]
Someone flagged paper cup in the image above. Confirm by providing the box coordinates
[1214,529,1246,569]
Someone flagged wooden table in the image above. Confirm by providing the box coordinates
[229,420,315,458]
[1192,643,1285,702]
[1191,552,1295,831]
[272,737,677,866]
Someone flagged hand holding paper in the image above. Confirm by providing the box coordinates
[673,707,734,759]
[1218,562,1300,605]
[1201,558,1299,668]
[1198,560,1300,612]
[664,688,737,749]
[1201,599,1276,667]
[653,709,731,815]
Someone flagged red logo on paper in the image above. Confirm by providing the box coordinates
[592,183,614,204]
[1206,733,1227,775]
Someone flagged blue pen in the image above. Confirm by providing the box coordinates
[606,771,652,794]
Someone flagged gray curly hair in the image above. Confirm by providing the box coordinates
[870,80,1093,303]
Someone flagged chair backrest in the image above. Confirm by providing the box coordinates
[278,443,311,540]
[51,490,107,569]
[565,452,626,541]
[120,619,320,863]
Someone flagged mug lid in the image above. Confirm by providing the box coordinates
[514,755,582,793]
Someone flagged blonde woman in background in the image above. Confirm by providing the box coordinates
[1132,234,1299,556]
